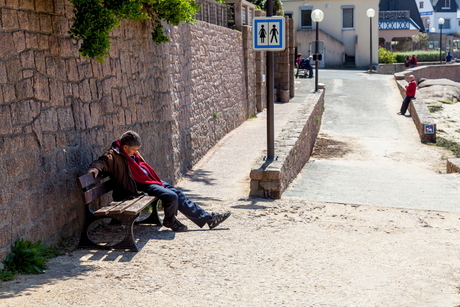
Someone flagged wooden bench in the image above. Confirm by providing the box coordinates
[77,173,162,252]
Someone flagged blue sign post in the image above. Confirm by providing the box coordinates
[253,17,286,51]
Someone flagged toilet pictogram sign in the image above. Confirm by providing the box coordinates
[253,17,285,51]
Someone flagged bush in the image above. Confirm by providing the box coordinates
[394,51,445,63]
[378,47,397,63]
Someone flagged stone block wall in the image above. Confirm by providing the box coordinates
[274,16,294,103]
[0,0,253,258]
[249,90,325,198]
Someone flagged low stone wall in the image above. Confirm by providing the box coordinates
[447,158,460,173]
[378,62,460,75]
[400,63,460,82]
[395,78,436,143]
[249,90,325,198]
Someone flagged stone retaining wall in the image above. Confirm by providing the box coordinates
[0,0,258,258]
[447,158,460,173]
[249,90,325,198]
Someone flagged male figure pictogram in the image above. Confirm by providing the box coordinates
[270,25,278,43]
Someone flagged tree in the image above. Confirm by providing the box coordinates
[247,0,284,16]
[412,32,429,50]
[69,0,200,62]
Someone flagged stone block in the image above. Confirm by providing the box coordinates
[49,78,64,106]
[5,55,21,82]
[1,8,19,30]
[15,77,33,99]
[24,31,39,49]
[10,99,39,124]
[39,107,58,132]
[2,83,16,103]
[33,73,50,101]
[250,169,263,180]
[447,158,460,173]
[57,107,75,130]
[39,13,53,33]
[0,105,12,135]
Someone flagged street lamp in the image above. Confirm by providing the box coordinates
[366,8,375,72]
[311,9,324,92]
[438,17,445,63]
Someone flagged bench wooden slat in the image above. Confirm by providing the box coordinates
[93,201,124,216]
[82,181,113,204]
[123,196,157,215]
[78,172,106,189]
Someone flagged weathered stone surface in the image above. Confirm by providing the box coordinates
[418,78,460,104]
[0,1,270,260]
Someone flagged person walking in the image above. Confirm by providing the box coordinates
[398,75,416,116]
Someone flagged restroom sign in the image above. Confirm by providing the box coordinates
[253,17,285,51]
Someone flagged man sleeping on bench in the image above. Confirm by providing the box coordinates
[87,130,231,232]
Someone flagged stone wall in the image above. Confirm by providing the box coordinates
[0,0,255,258]
[249,90,325,198]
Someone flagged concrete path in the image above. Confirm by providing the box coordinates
[283,70,460,212]
[179,69,460,213]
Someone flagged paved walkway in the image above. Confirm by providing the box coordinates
[180,70,460,213]
[283,70,460,212]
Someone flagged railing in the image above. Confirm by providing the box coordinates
[194,0,228,27]
[379,20,411,30]
[225,0,256,30]
[379,10,410,20]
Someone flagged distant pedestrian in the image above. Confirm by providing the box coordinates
[295,53,302,78]
[398,75,417,116]
[299,56,314,79]
[404,56,410,68]
[446,52,453,63]
[410,54,418,68]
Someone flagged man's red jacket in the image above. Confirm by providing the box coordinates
[405,80,417,97]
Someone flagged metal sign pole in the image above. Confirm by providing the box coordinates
[266,0,274,160]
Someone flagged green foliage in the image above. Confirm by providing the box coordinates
[3,239,60,275]
[247,0,283,15]
[0,269,14,281]
[378,47,397,64]
[69,0,200,62]
[433,137,460,157]
[393,51,445,63]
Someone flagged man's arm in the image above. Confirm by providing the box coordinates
[87,150,114,178]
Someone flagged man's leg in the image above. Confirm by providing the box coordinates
[136,183,178,223]
[308,66,313,78]
[400,96,412,115]
[162,182,212,228]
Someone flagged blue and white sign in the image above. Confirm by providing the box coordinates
[420,11,433,16]
[253,17,285,51]
[424,124,435,134]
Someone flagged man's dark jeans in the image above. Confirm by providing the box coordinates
[137,181,212,228]
[400,96,414,115]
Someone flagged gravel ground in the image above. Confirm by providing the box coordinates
[1,198,460,307]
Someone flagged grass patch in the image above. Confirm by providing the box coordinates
[437,129,446,133]
[431,137,460,158]
[439,100,457,104]
[428,105,443,113]
[455,129,460,133]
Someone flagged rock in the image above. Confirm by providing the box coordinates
[418,78,460,104]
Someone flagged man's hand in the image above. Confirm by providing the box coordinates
[88,168,99,178]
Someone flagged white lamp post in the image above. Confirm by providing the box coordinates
[366,8,375,72]
[311,9,324,92]
[438,17,445,63]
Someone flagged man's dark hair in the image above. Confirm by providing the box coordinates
[120,131,142,147]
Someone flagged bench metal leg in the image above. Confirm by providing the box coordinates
[78,204,140,252]
[135,198,163,226]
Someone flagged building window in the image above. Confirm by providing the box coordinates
[443,18,451,29]
[442,0,451,8]
[420,1,424,9]
[342,7,354,29]
[300,7,312,28]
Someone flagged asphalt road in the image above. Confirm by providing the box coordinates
[283,70,460,212]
